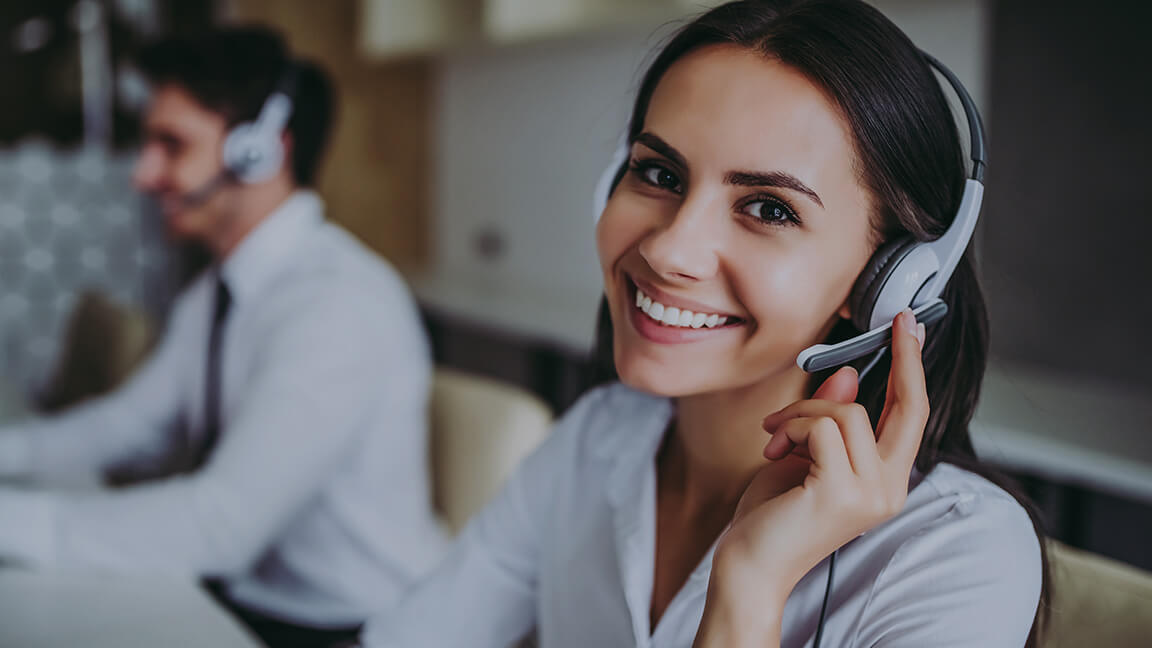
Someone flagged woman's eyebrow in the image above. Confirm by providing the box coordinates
[635,131,824,209]
[634,132,688,169]
[725,170,824,208]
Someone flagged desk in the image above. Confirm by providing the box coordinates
[0,569,263,647]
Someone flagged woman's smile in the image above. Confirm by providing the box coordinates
[624,274,748,345]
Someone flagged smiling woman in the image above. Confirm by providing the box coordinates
[360,2,1046,647]
[597,46,874,400]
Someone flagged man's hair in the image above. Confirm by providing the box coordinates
[136,26,335,186]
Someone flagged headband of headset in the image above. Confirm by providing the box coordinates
[222,62,298,184]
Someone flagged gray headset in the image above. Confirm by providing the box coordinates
[221,62,298,184]
[592,52,986,374]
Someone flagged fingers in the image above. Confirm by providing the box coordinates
[762,366,856,461]
[765,416,853,477]
[876,308,931,466]
[762,399,881,478]
[812,365,859,403]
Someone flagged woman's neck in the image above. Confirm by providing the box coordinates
[666,366,812,506]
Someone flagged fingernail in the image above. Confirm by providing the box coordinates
[899,307,917,336]
[916,322,925,349]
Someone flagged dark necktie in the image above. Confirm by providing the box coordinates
[197,275,232,468]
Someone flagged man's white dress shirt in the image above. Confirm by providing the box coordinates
[361,382,1041,647]
[0,191,451,628]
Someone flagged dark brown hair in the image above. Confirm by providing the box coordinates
[590,0,1049,642]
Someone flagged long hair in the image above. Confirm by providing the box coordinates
[588,0,1049,642]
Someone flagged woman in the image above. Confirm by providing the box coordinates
[362,1,1046,646]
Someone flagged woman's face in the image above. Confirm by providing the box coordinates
[597,45,876,397]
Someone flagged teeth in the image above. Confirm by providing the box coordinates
[633,288,732,329]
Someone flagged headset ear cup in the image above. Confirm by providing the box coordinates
[593,141,632,222]
[848,236,919,331]
[223,122,284,184]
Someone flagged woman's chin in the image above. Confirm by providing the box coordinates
[613,355,719,398]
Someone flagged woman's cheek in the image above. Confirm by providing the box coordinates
[596,205,628,271]
[738,257,828,339]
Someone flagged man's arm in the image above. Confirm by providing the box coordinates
[0,295,195,487]
[0,290,424,574]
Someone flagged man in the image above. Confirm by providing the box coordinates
[0,27,448,647]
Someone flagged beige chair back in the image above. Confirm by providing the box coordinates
[39,291,154,412]
[1043,541,1152,647]
[429,369,552,535]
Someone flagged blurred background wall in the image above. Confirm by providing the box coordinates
[982,0,1152,394]
[223,0,433,272]
[0,0,212,393]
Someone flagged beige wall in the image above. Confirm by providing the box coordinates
[223,0,432,270]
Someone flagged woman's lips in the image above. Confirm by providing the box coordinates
[625,277,745,344]
[630,276,741,320]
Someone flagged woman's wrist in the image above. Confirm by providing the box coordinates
[711,536,799,608]
[694,582,784,648]
[694,547,789,648]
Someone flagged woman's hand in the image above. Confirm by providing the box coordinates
[695,309,928,648]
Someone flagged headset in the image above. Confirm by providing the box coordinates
[592,52,985,375]
[176,62,299,207]
[593,51,986,647]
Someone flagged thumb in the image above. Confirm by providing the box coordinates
[813,365,859,403]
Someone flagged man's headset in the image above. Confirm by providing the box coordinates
[176,63,299,207]
[592,52,986,374]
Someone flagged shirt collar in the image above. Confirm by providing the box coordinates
[599,386,674,642]
[219,190,324,303]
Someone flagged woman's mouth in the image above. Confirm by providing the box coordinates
[634,287,734,329]
[626,278,745,343]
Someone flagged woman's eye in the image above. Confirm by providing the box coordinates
[742,199,799,226]
[633,162,682,193]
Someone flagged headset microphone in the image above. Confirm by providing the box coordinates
[169,170,232,209]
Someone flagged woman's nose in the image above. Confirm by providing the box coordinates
[638,194,722,282]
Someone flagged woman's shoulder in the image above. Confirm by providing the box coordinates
[894,462,1040,554]
[847,463,1042,645]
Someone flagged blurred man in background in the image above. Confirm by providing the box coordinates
[0,26,448,648]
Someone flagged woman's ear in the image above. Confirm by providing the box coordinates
[837,298,852,321]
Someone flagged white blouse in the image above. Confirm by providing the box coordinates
[362,382,1041,647]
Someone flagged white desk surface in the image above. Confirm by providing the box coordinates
[0,569,263,648]
[410,269,1152,503]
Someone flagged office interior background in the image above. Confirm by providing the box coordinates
[0,0,1148,585]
